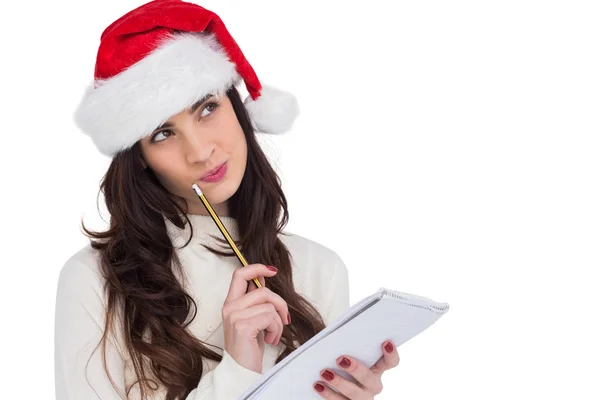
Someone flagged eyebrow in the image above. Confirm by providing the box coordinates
[153,93,214,132]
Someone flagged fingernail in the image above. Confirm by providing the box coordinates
[321,370,334,381]
[287,313,291,324]
[338,357,351,368]
[385,342,394,353]
[314,383,325,392]
[266,266,278,272]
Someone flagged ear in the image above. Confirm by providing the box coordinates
[141,158,148,169]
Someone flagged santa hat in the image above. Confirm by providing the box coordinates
[74,0,299,157]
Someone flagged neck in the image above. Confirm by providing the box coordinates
[164,211,239,247]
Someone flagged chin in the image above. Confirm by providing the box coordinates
[201,179,240,204]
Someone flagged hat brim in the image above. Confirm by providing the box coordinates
[74,32,240,157]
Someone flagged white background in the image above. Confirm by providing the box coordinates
[1,0,599,398]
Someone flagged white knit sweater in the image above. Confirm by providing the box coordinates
[54,214,350,399]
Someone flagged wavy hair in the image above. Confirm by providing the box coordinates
[82,86,326,399]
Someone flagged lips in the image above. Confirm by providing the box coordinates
[200,162,225,179]
[199,162,228,183]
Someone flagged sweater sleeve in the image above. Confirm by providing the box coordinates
[55,254,264,400]
[323,254,351,326]
[54,257,127,399]
[185,349,263,400]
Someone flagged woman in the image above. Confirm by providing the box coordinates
[54,1,400,399]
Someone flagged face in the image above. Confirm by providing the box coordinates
[139,93,247,216]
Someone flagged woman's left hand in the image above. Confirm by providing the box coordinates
[313,340,400,399]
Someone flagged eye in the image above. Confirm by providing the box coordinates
[199,102,219,118]
[150,130,172,143]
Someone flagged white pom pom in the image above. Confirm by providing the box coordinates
[244,85,299,134]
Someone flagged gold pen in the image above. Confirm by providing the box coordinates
[192,183,262,289]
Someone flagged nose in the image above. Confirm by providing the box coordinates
[183,132,215,164]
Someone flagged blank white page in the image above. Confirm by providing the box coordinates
[240,288,450,400]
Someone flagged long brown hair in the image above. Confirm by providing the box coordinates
[82,86,326,399]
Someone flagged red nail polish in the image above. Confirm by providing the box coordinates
[314,383,325,392]
[385,342,394,353]
[287,313,291,324]
[266,266,278,272]
[322,370,334,381]
[339,357,351,368]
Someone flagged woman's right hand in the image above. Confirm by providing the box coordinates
[221,263,291,373]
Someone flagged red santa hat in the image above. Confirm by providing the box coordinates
[74,0,299,157]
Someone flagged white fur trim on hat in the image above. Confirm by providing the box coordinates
[73,32,241,157]
[244,85,299,134]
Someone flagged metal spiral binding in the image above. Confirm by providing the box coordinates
[380,289,450,314]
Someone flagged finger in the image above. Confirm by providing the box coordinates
[371,340,400,375]
[334,355,383,397]
[312,381,347,399]
[230,287,290,328]
[229,303,284,345]
[225,264,278,302]
[235,311,280,345]
[247,274,266,293]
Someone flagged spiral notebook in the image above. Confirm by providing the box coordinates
[239,287,450,399]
